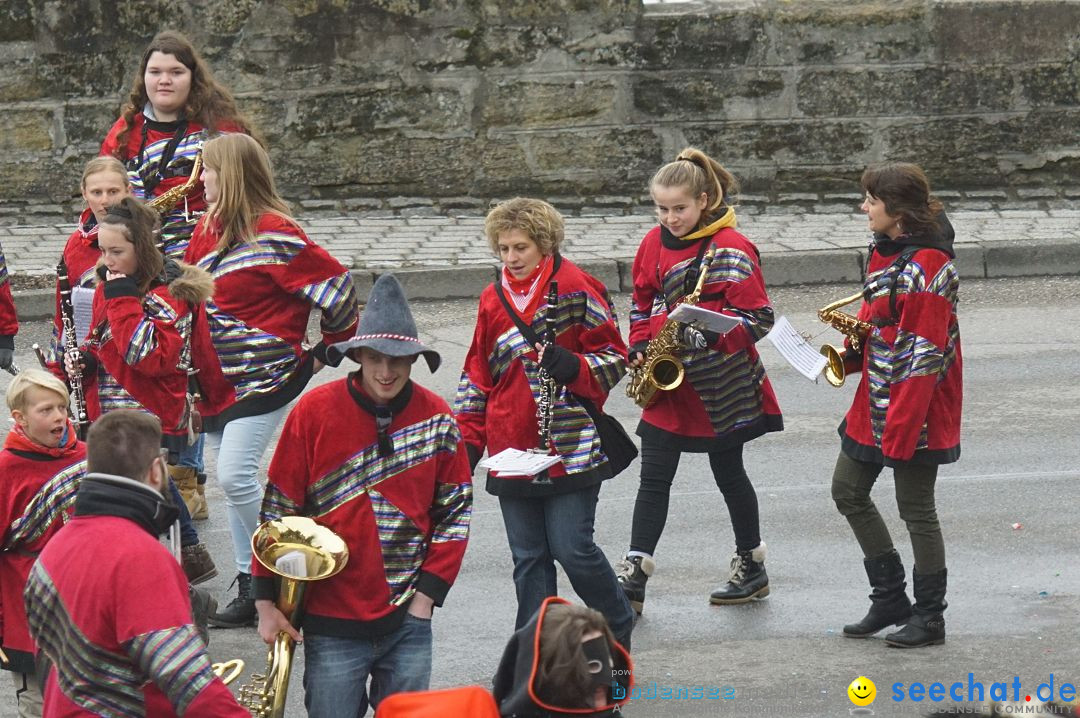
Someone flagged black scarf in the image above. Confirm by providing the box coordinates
[872,211,956,259]
[74,473,180,538]
[347,374,414,457]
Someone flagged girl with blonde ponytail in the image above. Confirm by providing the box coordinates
[614,147,783,615]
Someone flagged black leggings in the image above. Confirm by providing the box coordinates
[629,440,761,555]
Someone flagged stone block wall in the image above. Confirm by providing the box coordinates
[1,0,1077,212]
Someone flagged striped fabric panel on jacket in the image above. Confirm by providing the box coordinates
[534,290,626,394]
[96,368,146,415]
[127,625,216,715]
[306,414,462,518]
[4,461,85,549]
[129,132,205,260]
[684,348,769,435]
[368,489,427,605]
[25,562,145,718]
[200,231,307,278]
[430,483,472,544]
[453,373,487,417]
[295,272,357,335]
[119,294,187,367]
[202,302,298,401]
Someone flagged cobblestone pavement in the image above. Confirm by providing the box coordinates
[3,205,1079,315]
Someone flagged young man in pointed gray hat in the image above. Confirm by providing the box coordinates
[252,273,473,717]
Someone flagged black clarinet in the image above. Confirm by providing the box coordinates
[57,260,89,439]
[535,281,558,452]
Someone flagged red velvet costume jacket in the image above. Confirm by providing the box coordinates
[454,257,628,496]
[80,262,214,454]
[101,114,244,260]
[185,213,358,430]
[254,376,472,638]
[47,210,102,373]
[0,437,85,675]
[629,214,783,452]
[840,235,962,467]
[25,475,247,717]
[0,242,18,353]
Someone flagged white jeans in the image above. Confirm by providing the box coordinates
[205,404,291,574]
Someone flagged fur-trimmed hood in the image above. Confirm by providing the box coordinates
[163,259,214,304]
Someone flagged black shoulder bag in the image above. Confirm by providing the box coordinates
[493,278,638,478]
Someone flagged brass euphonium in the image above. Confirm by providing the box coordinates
[626,247,717,409]
[214,516,349,717]
[817,292,873,387]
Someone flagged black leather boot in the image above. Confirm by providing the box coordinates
[208,572,256,628]
[843,549,912,638]
[614,554,654,616]
[885,567,947,648]
[710,543,769,604]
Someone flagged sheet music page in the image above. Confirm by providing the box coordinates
[275,550,309,579]
[72,286,95,342]
[764,316,830,381]
[667,304,742,335]
[479,447,563,476]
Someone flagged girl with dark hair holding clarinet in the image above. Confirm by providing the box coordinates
[454,198,635,649]
[831,162,961,648]
[64,196,219,588]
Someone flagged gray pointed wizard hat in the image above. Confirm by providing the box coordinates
[327,273,441,372]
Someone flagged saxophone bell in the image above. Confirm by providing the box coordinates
[816,291,872,388]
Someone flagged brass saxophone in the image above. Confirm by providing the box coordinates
[147,151,202,217]
[214,516,349,717]
[817,292,873,387]
[626,247,717,409]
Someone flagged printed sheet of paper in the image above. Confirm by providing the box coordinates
[72,286,95,342]
[667,304,742,335]
[479,447,563,477]
[275,550,308,579]
[765,315,829,381]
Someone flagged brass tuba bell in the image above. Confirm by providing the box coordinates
[816,291,873,387]
[216,516,349,717]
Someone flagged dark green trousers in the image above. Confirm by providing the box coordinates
[830,451,946,573]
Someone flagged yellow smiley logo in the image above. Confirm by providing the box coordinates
[848,676,876,707]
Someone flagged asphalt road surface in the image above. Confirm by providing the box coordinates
[2,275,1078,717]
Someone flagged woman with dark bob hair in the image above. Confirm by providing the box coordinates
[831,161,962,648]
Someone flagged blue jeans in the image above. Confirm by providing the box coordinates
[499,484,634,646]
[175,433,205,472]
[303,616,433,717]
[204,404,290,574]
[167,479,199,547]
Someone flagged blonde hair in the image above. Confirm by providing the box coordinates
[81,157,130,190]
[484,198,565,256]
[6,369,70,413]
[201,133,291,252]
[651,147,739,224]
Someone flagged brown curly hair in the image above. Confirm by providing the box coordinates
[111,31,253,157]
[484,198,565,256]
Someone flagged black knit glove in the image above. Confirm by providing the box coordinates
[628,341,648,364]
[681,325,719,350]
[539,344,580,384]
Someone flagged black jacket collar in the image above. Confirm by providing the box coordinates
[74,473,179,538]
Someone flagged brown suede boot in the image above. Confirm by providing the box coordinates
[169,465,207,520]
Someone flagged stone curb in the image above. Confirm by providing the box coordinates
[10,239,1080,320]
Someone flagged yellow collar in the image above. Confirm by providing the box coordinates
[678,207,737,241]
